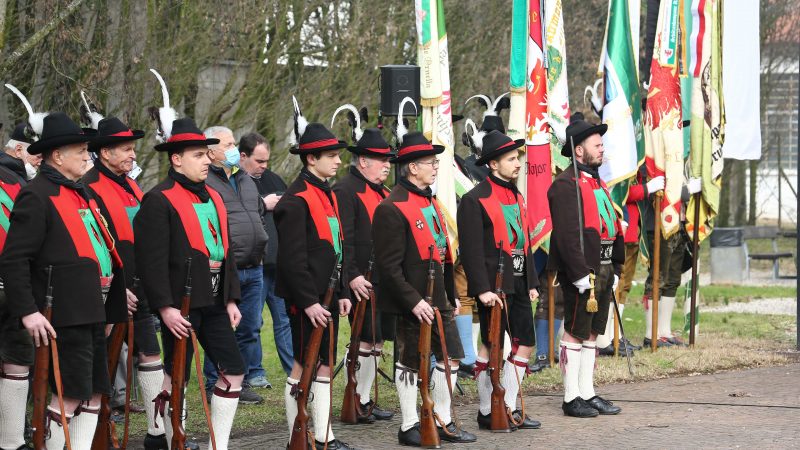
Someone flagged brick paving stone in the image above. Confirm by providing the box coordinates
[179,364,800,449]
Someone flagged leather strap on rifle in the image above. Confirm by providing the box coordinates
[432,308,460,437]
[502,299,525,427]
[121,318,134,448]
[191,329,216,450]
[51,336,73,450]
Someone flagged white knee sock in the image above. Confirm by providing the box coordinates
[210,387,241,450]
[285,377,299,440]
[162,393,174,450]
[45,406,72,450]
[503,356,528,411]
[659,296,676,338]
[578,341,597,400]
[311,377,334,443]
[644,299,654,339]
[475,357,492,416]
[617,304,625,338]
[69,404,99,450]
[355,346,376,406]
[394,364,419,432]
[596,306,615,349]
[0,371,29,449]
[138,360,165,436]
[431,364,453,426]
[561,342,582,402]
[471,323,481,354]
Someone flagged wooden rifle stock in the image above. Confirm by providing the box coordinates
[170,258,192,450]
[32,266,71,450]
[417,246,440,449]
[341,251,376,424]
[288,263,340,450]
[488,243,511,432]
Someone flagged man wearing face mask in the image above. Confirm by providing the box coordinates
[202,126,269,405]
[1,122,40,181]
[331,116,396,424]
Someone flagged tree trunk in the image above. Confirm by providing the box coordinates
[748,160,758,225]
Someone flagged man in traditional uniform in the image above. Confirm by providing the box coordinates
[82,117,170,449]
[274,101,353,450]
[547,117,624,418]
[0,122,35,450]
[458,129,541,431]
[0,112,126,449]
[1,122,39,182]
[372,125,477,446]
[331,117,395,424]
[134,117,243,449]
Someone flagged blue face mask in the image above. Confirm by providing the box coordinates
[222,146,241,168]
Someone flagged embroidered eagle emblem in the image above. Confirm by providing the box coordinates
[415,219,424,230]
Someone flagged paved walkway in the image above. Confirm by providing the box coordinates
[200,364,800,449]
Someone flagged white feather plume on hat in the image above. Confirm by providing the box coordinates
[584,78,603,116]
[290,95,309,147]
[464,118,486,153]
[4,83,47,141]
[330,103,362,142]
[465,92,509,119]
[394,97,417,144]
[79,90,105,130]
[149,69,178,143]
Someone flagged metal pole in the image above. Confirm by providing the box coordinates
[689,194,701,347]
[651,194,663,352]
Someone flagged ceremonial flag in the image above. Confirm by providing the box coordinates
[598,0,645,209]
[510,0,528,199]
[415,0,460,249]
[544,0,571,171]
[525,0,553,252]
[686,0,725,242]
[644,0,684,239]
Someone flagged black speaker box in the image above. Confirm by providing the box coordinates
[380,65,420,116]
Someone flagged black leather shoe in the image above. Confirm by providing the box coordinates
[315,438,356,449]
[438,422,477,443]
[599,343,635,357]
[665,336,688,347]
[643,337,674,348]
[528,355,549,373]
[585,395,621,415]
[184,441,200,450]
[398,423,423,446]
[357,412,376,424]
[620,337,642,350]
[363,400,394,420]
[562,397,599,418]
[511,410,541,429]
[143,433,168,449]
[457,362,475,379]
[476,411,516,431]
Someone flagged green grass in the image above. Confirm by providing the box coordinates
[627,283,796,306]
[121,287,798,442]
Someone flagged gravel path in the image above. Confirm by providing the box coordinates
[704,297,797,316]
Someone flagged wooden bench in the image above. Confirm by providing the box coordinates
[742,226,795,280]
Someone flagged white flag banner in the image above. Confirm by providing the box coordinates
[721,0,760,160]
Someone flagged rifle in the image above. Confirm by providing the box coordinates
[93,278,137,450]
[289,262,340,450]
[341,250,378,424]
[417,246,440,449]
[488,244,511,432]
[170,258,192,450]
[32,266,71,450]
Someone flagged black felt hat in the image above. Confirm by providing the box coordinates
[348,128,394,158]
[290,122,348,155]
[10,122,35,144]
[89,117,145,152]
[473,130,525,166]
[153,117,219,153]
[391,131,444,164]
[27,113,94,155]
[561,119,607,158]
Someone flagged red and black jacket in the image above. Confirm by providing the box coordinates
[458,174,539,297]
[274,169,349,310]
[372,179,455,316]
[0,165,125,328]
[0,164,25,252]
[332,166,389,288]
[84,163,146,323]
[134,170,240,312]
[546,163,624,282]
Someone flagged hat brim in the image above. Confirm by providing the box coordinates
[346,146,396,158]
[390,145,445,164]
[28,134,95,155]
[474,138,526,166]
[89,130,146,152]
[154,138,220,153]
[561,124,607,157]
[289,141,348,155]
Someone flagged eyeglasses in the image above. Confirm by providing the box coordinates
[414,159,440,168]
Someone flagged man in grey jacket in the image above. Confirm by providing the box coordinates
[203,126,270,404]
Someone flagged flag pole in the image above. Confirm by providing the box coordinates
[689,194,701,347]
[651,192,662,352]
